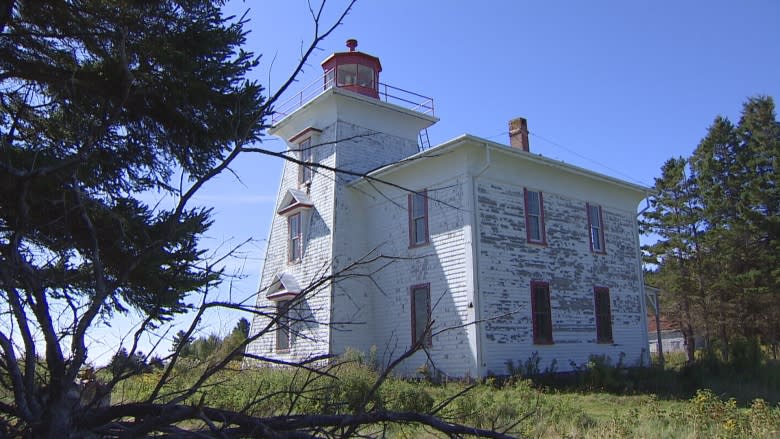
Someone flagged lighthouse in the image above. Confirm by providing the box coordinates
[247,40,438,363]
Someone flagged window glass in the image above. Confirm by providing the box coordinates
[412,193,425,217]
[528,220,541,242]
[357,64,375,88]
[411,285,431,346]
[595,288,613,343]
[337,64,357,86]
[414,218,425,244]
[409,191,428,246]
[298,138,313,185]
[527,191,540,215]
[589,205,601,228]
[525,190,544,243]
[276,300,290,351]
[588,204,604,252]
[288,213,301,262]
[325,68,335,88]
[532,282,553,344]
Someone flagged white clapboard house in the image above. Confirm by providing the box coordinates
[246,40,651,377]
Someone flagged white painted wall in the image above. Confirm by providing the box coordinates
[248,86,649,378]
[245,122,338,363]
[473,149,648,374]
[351,166,477,377]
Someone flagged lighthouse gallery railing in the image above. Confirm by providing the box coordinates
[271,70,434,124]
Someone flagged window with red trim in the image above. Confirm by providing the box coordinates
[531,281,553,344]
[587,203,605,253]
[288,213,302,262]
[298,137,313,186]
[524,189,546,244]
[408,190,429,247]
[411,284,432,347]
[594,287,613,343]
[276,300,291,351]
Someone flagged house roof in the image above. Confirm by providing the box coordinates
[647,314,678,332]
[350,134,650,196]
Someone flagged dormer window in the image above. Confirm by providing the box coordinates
[277,189,314,264]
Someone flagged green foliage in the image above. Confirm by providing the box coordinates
[108,348,162,378]
[111,359,780,438]
[643,96,780,362]
[1,0,265,322]
[0,1,265,434]
[384,380,434,413]
[170,318,251,366]
[506,351,559,378]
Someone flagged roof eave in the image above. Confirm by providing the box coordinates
[350,134,650,196]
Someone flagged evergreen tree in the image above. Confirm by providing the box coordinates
[171,330,195,357]
[643,157,705,362]
[0,1,263,435]
[645,96,780,360]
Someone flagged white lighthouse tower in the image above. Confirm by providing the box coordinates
[246,40,438,362]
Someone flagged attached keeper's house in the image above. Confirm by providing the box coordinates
[246,40,651,377]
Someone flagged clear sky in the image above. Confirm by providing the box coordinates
[92,1,780,361]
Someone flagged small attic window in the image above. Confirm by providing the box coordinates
[266,272,301,301]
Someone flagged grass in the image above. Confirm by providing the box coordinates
[110,352,780,438]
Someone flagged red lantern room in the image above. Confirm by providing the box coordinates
[321,39,382,99]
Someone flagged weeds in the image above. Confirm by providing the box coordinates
[111,352,780,438]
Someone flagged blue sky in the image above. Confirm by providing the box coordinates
[92,1,780,361]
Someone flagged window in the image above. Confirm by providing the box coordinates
[276,300,291,351]
[408,190,429,247]
[298,137,313,186]
[524,189,546,244]
[594,287,613,343]
[357,64,375,88]
[335,63,376,89]
[531,281,553,344]
[325,68,335,87]
[288,213,302,262]
[337,64,357,86]
[411,284,432,347]
[586,203,605,253]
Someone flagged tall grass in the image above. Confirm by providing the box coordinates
[112,355,780,438]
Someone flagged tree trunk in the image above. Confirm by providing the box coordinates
[684,325,696,364]
[33,385,80,439]
[719,322,729,363]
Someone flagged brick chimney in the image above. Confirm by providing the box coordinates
[508,117,529,152]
